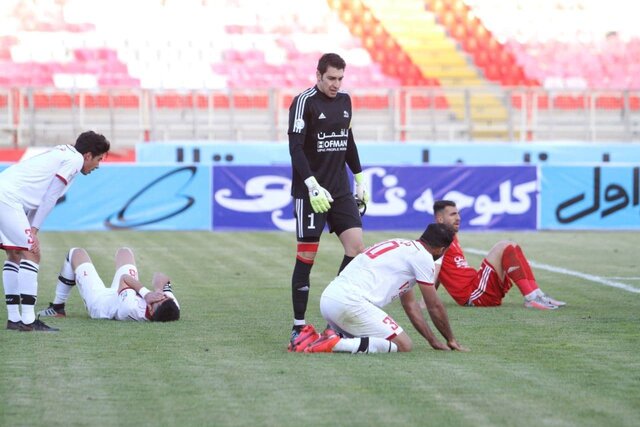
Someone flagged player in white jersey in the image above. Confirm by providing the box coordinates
[290,223,468,354]
[39,247,180,322]
[1,131,110,332]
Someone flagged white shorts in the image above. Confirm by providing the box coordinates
[0,199,32,250]
[75,262,138,320]
[320,280,404,340]
[110,263,138,288]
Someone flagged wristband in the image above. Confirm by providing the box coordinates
[138,287,150,298]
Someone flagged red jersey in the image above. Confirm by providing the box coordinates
[436,235,477,305]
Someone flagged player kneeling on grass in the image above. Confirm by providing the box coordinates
[290,223,468,354]
[38,247,179,322]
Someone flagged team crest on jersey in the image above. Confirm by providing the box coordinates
[343,111,349,118]
[294,118,305,129]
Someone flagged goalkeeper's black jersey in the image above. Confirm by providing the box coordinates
[288,86,355,199]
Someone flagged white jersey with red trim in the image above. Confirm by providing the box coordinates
[115,289,149,321]
[0,144,82,210]
[325,238,437,308]
[75,261,151,321]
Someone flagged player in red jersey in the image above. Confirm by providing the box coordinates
[433,200,566,310]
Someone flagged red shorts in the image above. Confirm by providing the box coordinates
[467,260,513,307]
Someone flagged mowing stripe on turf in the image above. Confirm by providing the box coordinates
[466,248,640,294]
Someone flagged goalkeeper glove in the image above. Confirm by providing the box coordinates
[354,172,369,204]
[304,176,333,213]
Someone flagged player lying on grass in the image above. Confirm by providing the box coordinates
[290,223,468,354]
[38,247,180,322]
[433,200,566,310]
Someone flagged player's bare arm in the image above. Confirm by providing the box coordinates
[400,289,450,351]
[119,274,165,304]
[152,272,171,291]
[419,283,468,351]
[433,263,442,290]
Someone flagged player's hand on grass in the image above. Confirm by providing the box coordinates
[429,339,452,351]
[354,172,369,204]
[447,339,469,352]
[304,176,333,213]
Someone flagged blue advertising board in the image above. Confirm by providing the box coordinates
[541,165,640,229]
[212,165,538,231]
[137,141,640,165]
[46,165,211,230]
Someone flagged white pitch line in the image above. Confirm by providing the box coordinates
[466,248,640,294]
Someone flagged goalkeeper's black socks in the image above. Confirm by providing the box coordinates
[291,259,313,321]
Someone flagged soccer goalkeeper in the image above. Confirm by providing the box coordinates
[286,53,369,350]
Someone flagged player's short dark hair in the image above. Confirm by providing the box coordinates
[317,53,346,75]
[433,200,457,216]
[419,223,455,249]
[75,131,110,157]
[152,299,180,322]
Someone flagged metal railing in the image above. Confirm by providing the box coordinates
[1,87,639,146]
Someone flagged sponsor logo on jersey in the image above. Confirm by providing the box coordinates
[316,128,349,152]
[454,255,469,268]
[318,112,326,119]
[343,111,349,118]
[317,140,348,152]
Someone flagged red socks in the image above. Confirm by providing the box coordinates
[502,244,538,296]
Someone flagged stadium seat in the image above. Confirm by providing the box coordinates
[466,0,640,90]
[0,0,401,91]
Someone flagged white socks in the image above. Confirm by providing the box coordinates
[3,261,20,322]
[333,337,398,354]
[524,289,543,301]
[18,260,39,324]
[53,256,76,304]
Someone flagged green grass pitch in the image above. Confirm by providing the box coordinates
[1,230,638,427]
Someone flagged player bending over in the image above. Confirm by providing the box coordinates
[2,131,110,331]
[38,247,179,322]
[290,223,468,354]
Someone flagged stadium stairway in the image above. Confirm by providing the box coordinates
[334,0,510,140]
[356,0,507,139]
